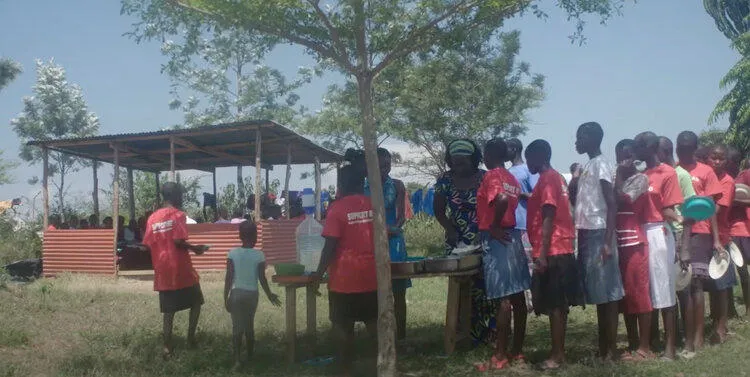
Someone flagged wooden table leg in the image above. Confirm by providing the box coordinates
[285,286,297,363]
[444,276,460,355]
[459,277,472,343]
[306,285,317,343]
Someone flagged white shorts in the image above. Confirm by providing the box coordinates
[645,223,676,309]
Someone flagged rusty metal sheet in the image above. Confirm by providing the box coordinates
[43,229,116,276]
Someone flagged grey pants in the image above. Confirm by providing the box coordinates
[229,289,259,334]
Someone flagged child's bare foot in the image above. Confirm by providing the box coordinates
[539,359,562,370]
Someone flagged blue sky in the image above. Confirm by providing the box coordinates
[0,0,740,210]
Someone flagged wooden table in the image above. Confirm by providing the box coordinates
[272,268,479,363]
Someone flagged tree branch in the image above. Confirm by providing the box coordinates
[306,0,351,64]
[172,0,357,74]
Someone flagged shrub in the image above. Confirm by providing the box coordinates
[404,214,445,257]
[0,215,42,266]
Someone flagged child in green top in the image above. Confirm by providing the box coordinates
[224,221,280,370]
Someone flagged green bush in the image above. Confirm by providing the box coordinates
[0,216,42,266]
[404,214,446,257]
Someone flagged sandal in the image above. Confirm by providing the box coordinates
[475,356,510,372]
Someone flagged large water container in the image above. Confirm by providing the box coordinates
[297,188,324,272]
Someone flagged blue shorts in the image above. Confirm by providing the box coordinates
[481,230,531,300]
[390,234,412,291]
[577,229,624,305]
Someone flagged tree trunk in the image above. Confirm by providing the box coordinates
[357,73,397,376]
[58,169,65,221]
[237,166,245,211]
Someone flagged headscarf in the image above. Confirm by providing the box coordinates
[448,140,476,156]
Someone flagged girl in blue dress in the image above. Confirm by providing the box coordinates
[365,148,411,340]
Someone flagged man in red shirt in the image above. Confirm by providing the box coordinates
[677,131,724,352]
[475,138,529,371]
[312,157,376,377]
[525,139,582,370]
[143,182,209,358]
[706,145,737,344]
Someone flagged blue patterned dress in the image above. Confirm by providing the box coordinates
[365,176,411,291]
[435,169,498,345]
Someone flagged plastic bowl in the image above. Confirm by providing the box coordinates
[274,263,306,276]
[682,196,716,221]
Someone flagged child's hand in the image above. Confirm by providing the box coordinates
[268,293,281,307]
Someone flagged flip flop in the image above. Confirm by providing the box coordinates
[475,356,509,372]
[623,350,655,361]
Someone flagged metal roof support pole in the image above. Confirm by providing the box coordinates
[111,144,120,274]
[169,136,176,182]
[92,162,99,221]
[42,146,49,229]
[254,128,262,222]
[127,167,135,221]
[284,145,292,219]
[314,156,321,221]
[265,169,270,196]
[212,167,218,221]
[154,172,161,208]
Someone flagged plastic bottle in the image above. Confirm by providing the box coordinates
[296,188,325,272]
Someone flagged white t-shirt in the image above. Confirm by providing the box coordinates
[575,155,615,230]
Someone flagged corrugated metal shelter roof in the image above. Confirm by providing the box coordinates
[27,120,341,172]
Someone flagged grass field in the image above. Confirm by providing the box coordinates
[2,273,750,377]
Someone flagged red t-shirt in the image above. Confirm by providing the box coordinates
[143,207,199,292]
[476,167,521,231]
[321,194,377,293]
[527,169,575,258]
[716,172,735,245]
[616,193,649,248]
[730,170,750,237]
[643,164,683,223]
[680,162,723,234]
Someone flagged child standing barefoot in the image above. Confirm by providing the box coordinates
[224,221,281,370]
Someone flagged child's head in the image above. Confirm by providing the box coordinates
[615,139,635,164]
[708,144,728,176]
[657,136,675,166]
[676,131,699,163]
[483,138,508,170]
[575,121,604,155]
[525,139,552,174]
[239,220,258,247]
[727,146,742,177]
[634,131,658,162]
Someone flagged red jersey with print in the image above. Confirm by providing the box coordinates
[527,169,575,258]
[716,172,735,245]
[477,167,521,231]
[616,193,649,248]
[143,207,198,291]
[730,170,750,237]
[642,164,683,223]
[322,194,377,294]
[680,162,723,234]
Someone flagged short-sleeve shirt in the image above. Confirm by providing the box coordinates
[680,162,723,234]
[143,207,198,292]
[671,166,697,232]
[227,247,265,291]
[642,164,683,223]
[575,155,615,230]
[476,167,521,231]
[527,169,576,257]
[716,173,735,245]
[508,164,538,231]
[731,170,750,237]
[321,194,377,293]
[617,193,650,248]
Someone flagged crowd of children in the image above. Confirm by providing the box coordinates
[141,122,750,375]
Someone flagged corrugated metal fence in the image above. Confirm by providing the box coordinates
[42,219,306,276]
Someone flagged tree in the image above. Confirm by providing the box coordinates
[304,30,544,178]
[139,1,628,373]
[11,59,100,216]
[705,2,750,155]
[0,58,22,185]
[122,0,318,210]
[0,58,22,92]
